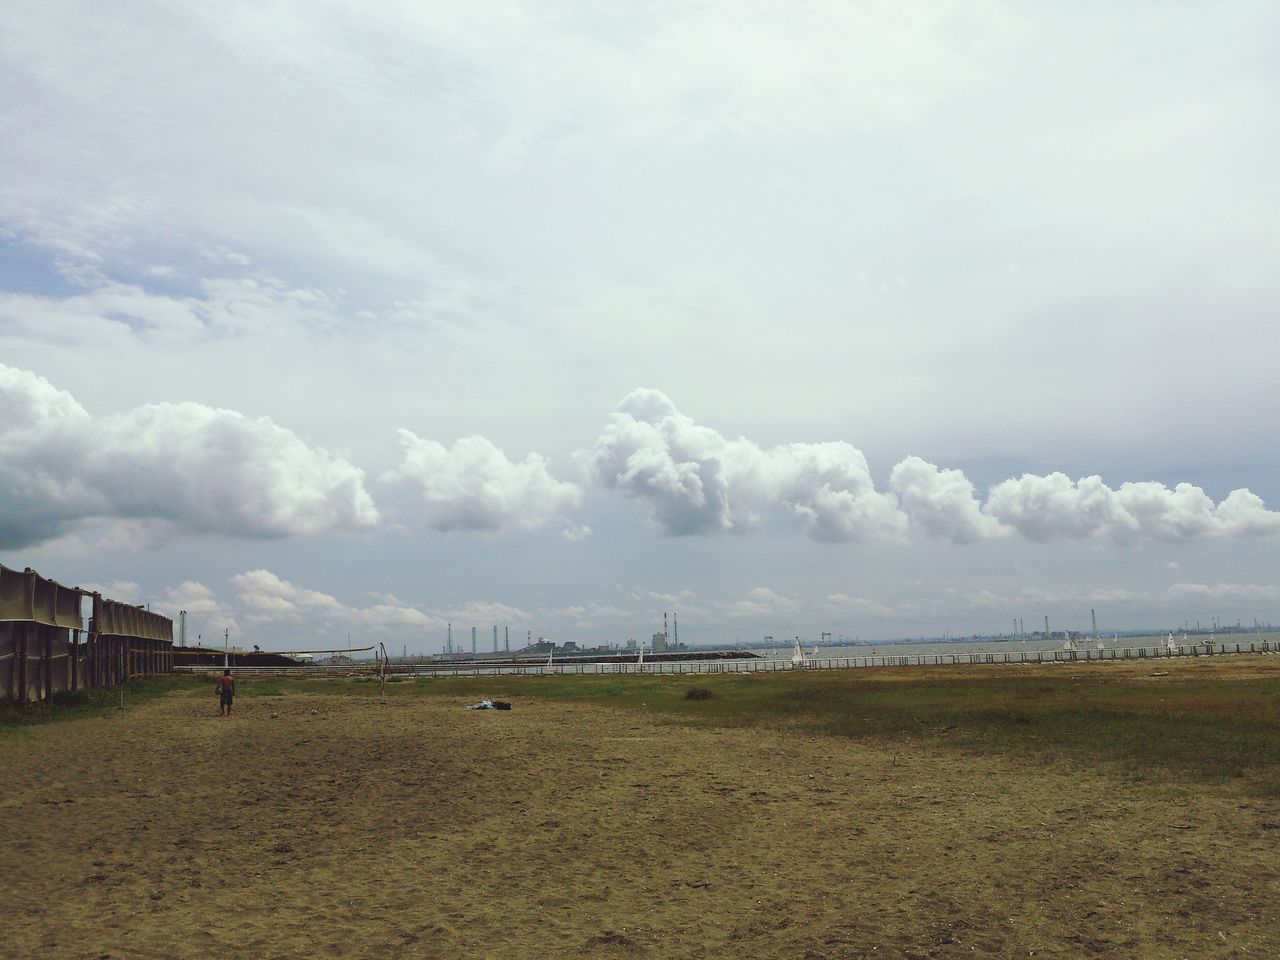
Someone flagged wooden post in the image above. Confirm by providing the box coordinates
[70,629,79,693]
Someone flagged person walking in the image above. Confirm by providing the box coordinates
[216,669,235,717]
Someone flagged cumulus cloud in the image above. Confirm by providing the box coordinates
[158,580,230,618]
[581,390,1280,546]
[982,474,1280,543]
[231,569,442,632]
[232,569,346,620]
[386,430,583,537]
[580,389,905,541]
[890,456,1006,544]
[0,364,379,548]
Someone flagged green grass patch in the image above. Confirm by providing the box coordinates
[173,665,1280,796]
[348,667,1280,795]
[0,676,203,735]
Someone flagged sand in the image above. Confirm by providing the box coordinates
[2,684,1278,959]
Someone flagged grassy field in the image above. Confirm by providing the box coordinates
[0,675,189,734]
[5,656,1279,958]
[222,655,1280,797]
[13,658,1278,796]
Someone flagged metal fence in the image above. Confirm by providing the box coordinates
[1,564,174,705]
[173,639,1277,680]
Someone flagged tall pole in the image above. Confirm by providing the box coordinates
[471,626,476,655]
[504,626,509,653]
[447,622,452,655]
[224,626,229,669]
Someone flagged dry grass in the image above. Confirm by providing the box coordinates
[2,657,1279,958]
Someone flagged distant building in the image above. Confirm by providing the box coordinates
[651,632,669,653]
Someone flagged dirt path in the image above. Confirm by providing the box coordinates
[2,688,1277,958]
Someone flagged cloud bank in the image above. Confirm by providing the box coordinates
[983,474,1280,543]
[0,364,378,548]
[582,389,1280,545]
[579,388,904,542]
[5,370,1277,552]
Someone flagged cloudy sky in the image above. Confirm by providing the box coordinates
[3,2,1278,650]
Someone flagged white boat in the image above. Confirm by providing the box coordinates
[791,637,806,665]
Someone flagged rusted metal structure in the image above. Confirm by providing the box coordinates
[0,563,173,704]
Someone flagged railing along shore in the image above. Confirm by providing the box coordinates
[173,640,1277,678]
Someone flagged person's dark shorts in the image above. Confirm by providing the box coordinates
[220,691,234,706]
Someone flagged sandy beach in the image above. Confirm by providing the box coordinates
[3,682,1278,959]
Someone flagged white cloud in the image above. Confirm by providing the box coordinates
[232,569,346,620]
[890,456,1006,543]
[386,430,583,536]
[0,277,345,347]
[231,568,442,634]
[158,580,228,618]
[826,593,893,618]
[0,364,379,548]
[581,389,905,542]
[724,587,800,620]
[982,473,1280,543]
[441,600,530,624]
[78,580,141,602]
[647,589,698,604]
[580,391,1280,547]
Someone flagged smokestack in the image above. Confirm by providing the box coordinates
[493,625,498,653]
[1044,615,1049,639]
[471,626,476,655]
[447,621,452,655]
[505,626,509,652]
[1091,608,1098,638]
[664,611,668,640]
[674,612,678,647]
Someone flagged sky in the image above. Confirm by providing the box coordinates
[2,2,1279,651]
